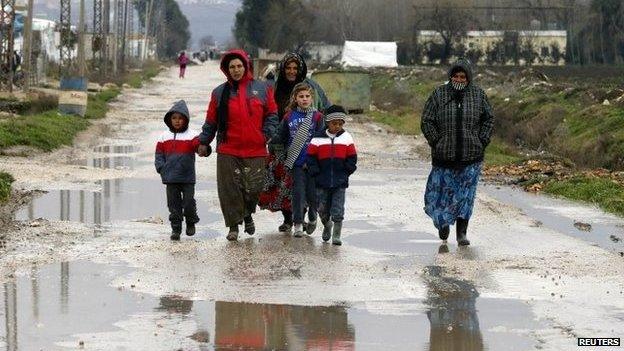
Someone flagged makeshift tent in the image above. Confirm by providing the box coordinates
[341,41,398,68]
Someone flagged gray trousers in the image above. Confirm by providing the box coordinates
[317,187,346,223]
[166,183,199,228]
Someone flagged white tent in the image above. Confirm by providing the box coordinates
[341,41,398,68]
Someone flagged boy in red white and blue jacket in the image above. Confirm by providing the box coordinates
[155,100,209,241]
[307,105,357,245]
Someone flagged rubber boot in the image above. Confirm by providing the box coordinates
[226,225,239,241]
[321,217,333,242]
[438,226,449,241]
[332,221,343,246]
[244,215,255,235]
[456,218,470,246]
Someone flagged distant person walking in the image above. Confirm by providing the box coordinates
[178,51,189,78]
[198,49,279,241]
[421,58,494,246]
[259,52,330,234]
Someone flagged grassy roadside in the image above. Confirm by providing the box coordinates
[0,63,162,202]
[369,68,624,217]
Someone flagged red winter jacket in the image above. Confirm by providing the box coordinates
[199,49,279,158]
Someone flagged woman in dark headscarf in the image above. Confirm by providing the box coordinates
[421,58,494,246]
[258,52,330,234]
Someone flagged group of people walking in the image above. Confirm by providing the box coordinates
[155,49,493,247]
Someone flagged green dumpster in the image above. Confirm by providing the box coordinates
[311,70,370,113]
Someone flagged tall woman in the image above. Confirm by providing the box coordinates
[259,52,330,233]
[421,58,494,246]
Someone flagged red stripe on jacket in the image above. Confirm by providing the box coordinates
[156,137,200,155]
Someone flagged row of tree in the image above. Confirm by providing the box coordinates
[134,0,190,59]
[234,0,624,65]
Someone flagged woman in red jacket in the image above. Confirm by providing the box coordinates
[198,49,279,240]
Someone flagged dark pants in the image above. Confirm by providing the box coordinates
[291,166,317,224]
[317,187,346,223]
[217,154,266,227]
[166,183,199,229]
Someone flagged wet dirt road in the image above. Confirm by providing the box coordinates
[0,63,623,350]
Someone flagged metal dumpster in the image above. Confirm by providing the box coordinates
[311,70,370,113]
[59,77,88,117]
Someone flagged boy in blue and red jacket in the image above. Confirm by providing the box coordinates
[155,100,209,240]
[307,105,357,245]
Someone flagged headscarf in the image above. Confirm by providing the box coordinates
[275,52,308,119]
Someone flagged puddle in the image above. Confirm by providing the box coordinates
[0,261,541,350]
[484,184,624,253]
[15,178,221,227]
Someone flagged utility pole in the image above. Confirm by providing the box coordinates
[93,0,103,71]
[77,0,86,76]
[22,0,34,91]
[59,0,73,76]
[103,0,110,75]
[0,0,16,92]
[112,0,118,74]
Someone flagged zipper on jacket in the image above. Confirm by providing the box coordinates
[330,136,335,187]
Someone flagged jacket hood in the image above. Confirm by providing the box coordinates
[276,52,308,85]
[448,58,473,83]
[164,100,190,133]
[220,49,252,83]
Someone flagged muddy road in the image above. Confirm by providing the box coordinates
[0,63,623,350]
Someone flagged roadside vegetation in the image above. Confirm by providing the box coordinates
[369,65,624,217]
[0,63,162,200]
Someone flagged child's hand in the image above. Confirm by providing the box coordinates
[197,144,212,157]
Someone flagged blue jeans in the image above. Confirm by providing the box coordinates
[291,166,317,224]
[317,187,346,223]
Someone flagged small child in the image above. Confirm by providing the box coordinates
[271,82,325,237]
[155,100,209,240]
[307,105,357,245]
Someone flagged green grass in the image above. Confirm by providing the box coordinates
[0,171,14,203]
[484,138,522,166]
[543,176,624,217]
[0,110,90,151]
[368,110,421,135]
[85,88,121,119]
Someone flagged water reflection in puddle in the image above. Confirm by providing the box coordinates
[0,261,542,351]
[15,178,220,227]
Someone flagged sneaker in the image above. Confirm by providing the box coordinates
[226,226,239,241]
[186,223,196,236]
[306,220,317,235]
[293,224,304,238]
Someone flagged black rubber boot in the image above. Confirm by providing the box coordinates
[244,216,255,235]
[456,218,470,246]
[438,226,449,241]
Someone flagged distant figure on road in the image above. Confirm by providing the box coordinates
[421,58,494,246]
[178,51,189,78]
[269,83,325,238]
[307,105,358,246]
[155,100,205,241]
[259,52,330,234]
[198,49,279,241]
